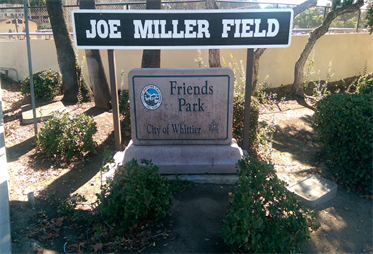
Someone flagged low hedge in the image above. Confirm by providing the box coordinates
[313,93,373,195]
[21,70,63,102]
[221,157,319,253]
[36,111,97,162]
[99,159,172,235]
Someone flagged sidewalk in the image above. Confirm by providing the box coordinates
[0,78,12,253]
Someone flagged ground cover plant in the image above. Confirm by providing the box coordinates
[21,70,63,102]
[98,159,173,235]
[221,156,320,253]
[313,90,373,195]
[36,111,97,162]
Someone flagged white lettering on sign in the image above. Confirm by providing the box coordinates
[133,19,210,39]
[221,18,280,38]
[267,18,280,37]
[86,19,121,39]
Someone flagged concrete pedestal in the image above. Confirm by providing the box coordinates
[122,139,243,174]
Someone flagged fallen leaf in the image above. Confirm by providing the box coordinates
[205,238,210,241]
[344,207,350,211]
[93,243,103,253]
[163,243,168,247]
[153,242,156,247]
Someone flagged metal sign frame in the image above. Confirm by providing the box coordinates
[72,9,293,50]
[71,8,294,151]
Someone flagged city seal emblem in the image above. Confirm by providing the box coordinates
[140,84,162,110]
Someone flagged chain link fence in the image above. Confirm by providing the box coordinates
[0,0,370,40]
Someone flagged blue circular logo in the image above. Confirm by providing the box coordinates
[140,84,162,110]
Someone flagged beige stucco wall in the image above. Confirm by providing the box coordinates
[0,40,59,81]
[258,33,373,87]
[1,33,372,89]
[0,19,38,33]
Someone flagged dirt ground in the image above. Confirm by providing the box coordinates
[2,77,372,253]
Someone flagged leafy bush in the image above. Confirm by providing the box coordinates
[221,157,319,253]
[36,111,97,161]
[118,90,131,136]
[357,78,373,95]
[21,70,63,102]
[313,93,373,194]
[233,95,259,152]
[99,159,172,235]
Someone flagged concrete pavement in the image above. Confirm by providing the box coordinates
[0,78,12,253]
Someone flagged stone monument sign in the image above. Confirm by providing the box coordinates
[123,68,243,174]
[129,68,233,145]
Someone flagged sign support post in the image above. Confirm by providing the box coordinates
[242,49,254,152]
[107,49,122,151]
[24,0,37,137]
[72,9,293,153]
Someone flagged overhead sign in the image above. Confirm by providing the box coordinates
[72,9,293,49]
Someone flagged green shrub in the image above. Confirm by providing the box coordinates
[21,70,63,102]
[36,111,97,161]
[233,95,259,152]
[100,159,172,235]
[313,93,373,194]
[221,157,319,253]
[118,90,131,136]
[357,78,373,95]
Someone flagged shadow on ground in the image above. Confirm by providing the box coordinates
[6,136,35,162]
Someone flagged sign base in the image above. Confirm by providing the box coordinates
[122,139,243,174]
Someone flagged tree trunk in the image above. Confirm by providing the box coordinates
[292,0,364,97]
[46,0,80,104]
[251,0,317,93]
[79,0,111,109]
[209,49,221,67]
[206,0,221,67]
[252,48,265,94]
[141,0,161,68]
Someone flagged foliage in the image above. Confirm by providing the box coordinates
[118,89,131,136]
[194,49,205,67]
[331,10,359,28]
[221,54,259,150]
[357,78,373,94]
[169,175,192,193]
[254,78,285,108]
[60,193,87,216]
[256,120,276,162]
[233,93,259,152]
[221,157,319,253]
[303,51,335,99]
[313,93,373,195]
[293,7,323,28]
[365,0,373,33]
[99,159,172,235]
[312,62,334,100]
[36,111,97,162]
[21,70,63,102]
[75,50,85,105]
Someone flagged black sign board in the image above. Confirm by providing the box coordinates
[72,9,293,49]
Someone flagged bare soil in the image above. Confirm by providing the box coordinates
[2,78,372,254]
